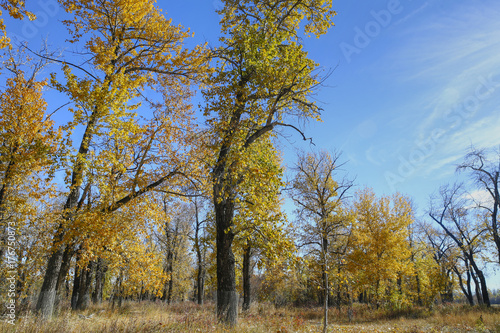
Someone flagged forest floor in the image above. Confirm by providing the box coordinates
[1,301,499,332]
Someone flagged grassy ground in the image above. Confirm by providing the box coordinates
[1,301,499,332]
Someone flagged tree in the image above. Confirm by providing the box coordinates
[418,221,459,304]
[0,48,59,262]
[347,189,414,308]
[232,138,290,312]
[157,200,193,304]
[290,150,353,333]
[191,195,210,305]
[35,0,208,317]
[458,147,500,264]
[429,184,491,307]
[204,0,335,326]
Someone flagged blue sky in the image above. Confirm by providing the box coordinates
[5,0,500,288]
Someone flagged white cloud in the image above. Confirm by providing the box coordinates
[377,2,500,183]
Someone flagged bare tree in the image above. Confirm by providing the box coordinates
[458,147,500,264]
[421,221,466,304]
[429,184,490,306]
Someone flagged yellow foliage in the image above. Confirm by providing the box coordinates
[347,188,414,305]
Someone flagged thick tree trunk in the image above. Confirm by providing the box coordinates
[71,259,82,310]
[440,271,454,303]
[215,200,238,326]
[37,199,80,316]
[165,247,174,304]
[112,270,123,309]
[242,243,251,311]
[454,265,473,305]
[470,268,483,305]
[466,269,473,305]
[36,100,99,317]
[76,261,94,310]
[55,246,73,307]
[36,243,66,318]
[468,254,490,306]
[475,268,490,307]
[92,258,107,304]
[196,263,205,305]
[490,171,500,264]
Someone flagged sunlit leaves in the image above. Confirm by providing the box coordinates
[347,188,414,305]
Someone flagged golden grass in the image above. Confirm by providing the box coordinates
[1,301,499,333]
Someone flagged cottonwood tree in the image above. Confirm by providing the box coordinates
[429,184,491,306]
[204,0,335,325]
[458,147,500,264]
[35,0,208,317]
[347,189,414,308]
[0,49,60,262]
[232,139,290,311]
[290,150,352,333]
[156,200,193,304]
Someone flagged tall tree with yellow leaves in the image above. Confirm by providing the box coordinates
[231,138,290,312]
[0,49,59,262]
[348,189,414,308]
[204,0,335,326]
[35,0,208,317]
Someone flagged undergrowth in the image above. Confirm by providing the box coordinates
[1,301,499,332]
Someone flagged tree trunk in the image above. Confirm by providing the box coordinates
[196,262,205,305]
[466,268,473,305]
[92,258,107,304]
[36,97,100,317]
[165,246,174,304]
[112,269,123,309]
[76,261,94,310]
[242,243,251,311]
[470,256,490,306]
[71,248,83,310]
[322,237,328,333]
[71,268,82,310]
[454,265,474,305]
[490,171,500,264]
[36,243,66,318]
[470,268,483,305]
[167,272,173,304]
[415,271,422,306]
[37,195,81,316]
[194,200,205,305]
[215,199,238,326]
[55,246,74,307]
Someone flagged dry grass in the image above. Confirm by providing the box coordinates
[1,301,499,333]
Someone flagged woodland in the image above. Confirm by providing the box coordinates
[0,0,499,332]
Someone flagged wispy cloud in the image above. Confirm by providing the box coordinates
[383,2,500,182]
